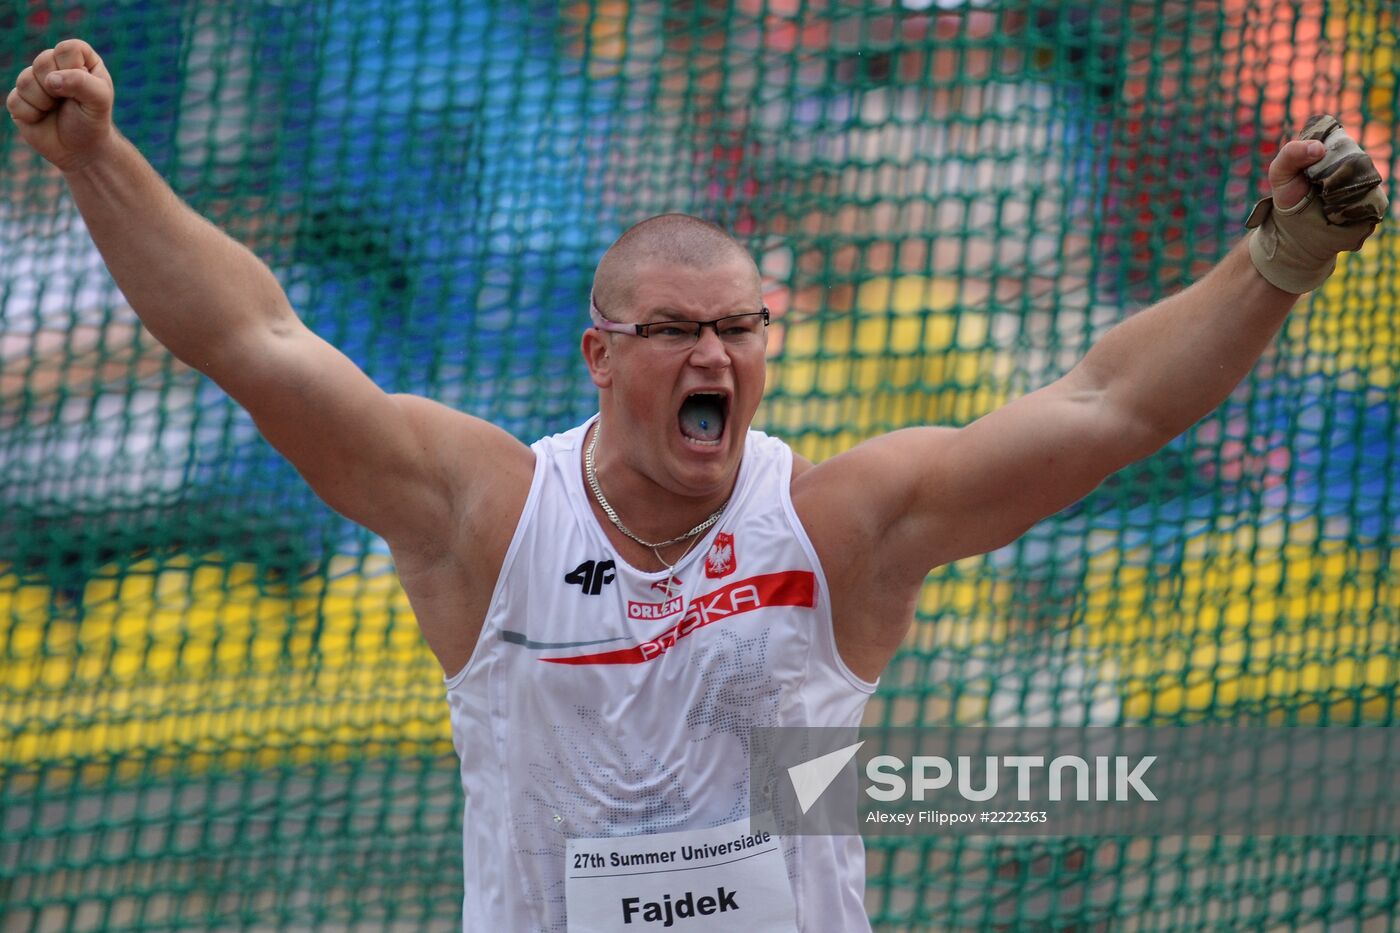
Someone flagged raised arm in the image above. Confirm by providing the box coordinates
[880,235,1298,571]
[797,124,1386,675]
[6,40,531,560]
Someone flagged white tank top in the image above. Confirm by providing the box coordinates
[444,417,877,932]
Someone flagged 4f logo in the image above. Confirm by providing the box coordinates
[565,559,616,595]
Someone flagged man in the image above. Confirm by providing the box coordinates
[7,39,1386,933]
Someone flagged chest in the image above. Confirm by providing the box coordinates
[489,512,819,703]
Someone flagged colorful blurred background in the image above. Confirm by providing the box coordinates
[2,1,1397,929]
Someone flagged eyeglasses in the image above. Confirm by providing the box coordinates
[590,293,769,348]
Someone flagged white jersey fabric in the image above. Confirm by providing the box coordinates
[444,416,878,932]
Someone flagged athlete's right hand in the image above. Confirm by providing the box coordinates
[6,39,116,173]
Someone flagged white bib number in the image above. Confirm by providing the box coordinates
[565,818,797,932]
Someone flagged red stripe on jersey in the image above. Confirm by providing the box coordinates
[542,570,815,665]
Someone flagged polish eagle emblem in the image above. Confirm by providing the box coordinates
[704,532,736,579]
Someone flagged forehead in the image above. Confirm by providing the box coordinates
[622,257,762,320]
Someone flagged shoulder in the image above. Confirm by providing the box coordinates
[386,394,536,554]
[786,430,966,681]
[788,426,964,586]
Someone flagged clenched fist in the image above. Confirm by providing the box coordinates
[6,38,116,174]
[1247,115,1389,294]
[1299,114,1388,226]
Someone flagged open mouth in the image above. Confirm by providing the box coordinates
[678,392,728,446]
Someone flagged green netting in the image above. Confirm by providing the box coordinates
[2,1,1398,930]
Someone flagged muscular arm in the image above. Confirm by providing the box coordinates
[887,240,1295,574]
[7,40,530,561]
[804,245,1294,628]
[56,133,453,542]
[797,136,1381,677]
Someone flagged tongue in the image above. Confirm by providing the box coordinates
[679,395,725,442]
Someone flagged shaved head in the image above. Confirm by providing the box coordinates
[592,213,759,319]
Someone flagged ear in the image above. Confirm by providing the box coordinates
[581,328,613,388]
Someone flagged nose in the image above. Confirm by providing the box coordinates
[687,324,732,368]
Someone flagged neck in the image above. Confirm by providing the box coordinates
[584,420,736,548]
